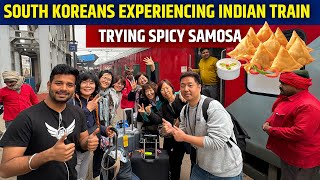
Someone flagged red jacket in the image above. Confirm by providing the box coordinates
[0,84,39,121]
[120,79,135,109]
[266,90,320,168]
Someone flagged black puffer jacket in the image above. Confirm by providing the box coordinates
[148,95,186,149]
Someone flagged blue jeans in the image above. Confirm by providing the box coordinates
[190,164,242,180]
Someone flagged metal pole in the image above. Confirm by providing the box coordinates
[72,25,77,68]
[220,49,226,105]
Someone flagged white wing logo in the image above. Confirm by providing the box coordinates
[45,119,76,140]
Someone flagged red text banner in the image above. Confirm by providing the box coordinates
[86,25,320,48]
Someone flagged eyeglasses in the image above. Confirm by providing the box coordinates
[160,87,170,92]
[101,77,112,82]
[114,82,124,87]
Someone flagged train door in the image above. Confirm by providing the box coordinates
[194,48,226,102]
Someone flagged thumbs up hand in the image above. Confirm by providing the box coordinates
[162,119,175,135]
[51,133,75,162]
[87,128,99,151]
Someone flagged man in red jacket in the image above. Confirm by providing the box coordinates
[0,71,39,129]
[121,67,135,124]
[262,70,320,180]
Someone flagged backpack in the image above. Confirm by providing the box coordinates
[184,97,250,152]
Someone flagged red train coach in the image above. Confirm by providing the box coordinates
[99,25,320,179]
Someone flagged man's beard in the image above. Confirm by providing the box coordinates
[49,89,72,104]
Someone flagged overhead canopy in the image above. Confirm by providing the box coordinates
[78,54,99,62]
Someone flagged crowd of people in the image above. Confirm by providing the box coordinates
[0,49,319,180]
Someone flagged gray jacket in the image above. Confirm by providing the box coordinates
[180,95,243,177]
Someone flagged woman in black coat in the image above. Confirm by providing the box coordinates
[148,79,187,180]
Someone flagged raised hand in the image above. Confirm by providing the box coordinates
[87,94,101,112]
[137,103,146,113]
[50,133,75,162]
[145,104,152,114]
[143,56,154,66]
[162,119,174,135]
[87,128,99,151]
[143,56,155,71]
[131,80,137,91]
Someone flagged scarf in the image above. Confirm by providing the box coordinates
[2,71,25,91]
[99,88,120,126]
[280,72,312,90]
[99,88,112,126]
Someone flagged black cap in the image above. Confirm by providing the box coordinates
[293,70,310,78]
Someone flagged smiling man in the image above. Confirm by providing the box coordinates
[163,71,243,180]
[0,64,99,180]
[0,71,39,129]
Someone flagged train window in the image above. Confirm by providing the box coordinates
[146,62,159,82]
[133,64,140,76]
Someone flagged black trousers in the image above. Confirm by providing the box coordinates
[164,138,186,180]
[93,147,104,178]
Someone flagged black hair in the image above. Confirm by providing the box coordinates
[98,70,114,85]
[50,64,79,83]
[135,72,149,84]
[75,72,100,97]
[179,71,202,85]
[200,48,210,53]
[157,79,175,102]
[141,82,158,99]
[112,75,126,91]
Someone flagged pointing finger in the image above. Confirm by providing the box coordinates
[162,119,171,125]
[95,96,102,102]
[93,94,100,100]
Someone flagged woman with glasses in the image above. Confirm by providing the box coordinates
[93,69,119,179]
[110,75,126,124]
[68,72,114,180]
[148,79,187,180]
